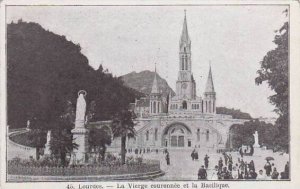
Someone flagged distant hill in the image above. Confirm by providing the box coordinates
[121,70,175,97]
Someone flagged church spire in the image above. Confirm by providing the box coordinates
[180,10,191,44]
[151,63,159,94]
[205,63,215,93]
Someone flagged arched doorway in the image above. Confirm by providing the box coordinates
[182,101,187,109]
[162,122,192,148]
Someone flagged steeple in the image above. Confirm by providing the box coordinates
[180,10,190,44]
[151,63,159,94]
[205,64,215,93]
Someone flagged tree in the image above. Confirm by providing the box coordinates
[88,127,112,162]
[50,119,78,166]
[111,110,136,164]
[216,107,252,119]
[27,127,47,160]
[49,101,77,166]
[255,10,289,152]
[229,120,280,150]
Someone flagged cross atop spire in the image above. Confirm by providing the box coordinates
[180,10,190,44]
[205,64,215,93]
[151,63,159,94]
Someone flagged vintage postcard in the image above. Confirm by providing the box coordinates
[0,0,300,189]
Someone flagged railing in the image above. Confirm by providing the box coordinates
[7,161,161,176]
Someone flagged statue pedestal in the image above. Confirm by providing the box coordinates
[70,120,89,165]
[44,142,51,155]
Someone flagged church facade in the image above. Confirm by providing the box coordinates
[117,12,248,152]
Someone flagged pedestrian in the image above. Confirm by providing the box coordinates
[239,159,245,170]
[238,170,244,180]
[222,167,231,180]
[228,154,233,163]
[198,165,207,180]
[224,153,228,166]
[271,167,279,179]
[244,162,249,179]
[285,161,289,179]
[204,154,209,169]
[249,160,255,172]
[280,172,286,179]
[165,152,170,165]
[218,157,223,171]
[191,149,195,161]
[249,169,257,179]
[228,160,233,172]
[232,166,239,179]
[211,166,219,180]
[264,160,272,176]
[257,170,266,180]
[195,151,199,160]
[239,147,243,157]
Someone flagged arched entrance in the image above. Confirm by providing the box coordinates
[182,101,187,109]
[162,122,192,148]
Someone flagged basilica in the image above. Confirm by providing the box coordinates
[110,12,248,152]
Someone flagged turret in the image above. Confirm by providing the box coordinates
[150,64,162,115]
[204,64,216,114]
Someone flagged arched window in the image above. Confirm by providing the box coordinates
[146,130,149,141]
[206,130,209,142]
[182,101,187,109]
[155,128,158,141]
[197,129,200,141]
[158,102,160,113]
[185,55,188,70]
[206,101,208,113]
[153,101,156,113]
[209,101,211,113]
[181,56,184,70]
[202,101,204,113]
[213,101,215,113]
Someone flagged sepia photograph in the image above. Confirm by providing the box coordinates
[1,1,298,187]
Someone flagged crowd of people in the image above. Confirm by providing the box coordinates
[197,152,289,180]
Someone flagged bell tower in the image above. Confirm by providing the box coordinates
[176,10,196,100]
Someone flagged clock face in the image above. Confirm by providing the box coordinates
[182,83,187,89]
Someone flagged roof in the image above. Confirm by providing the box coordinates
[180,11,191,44]
[205,65,215,93]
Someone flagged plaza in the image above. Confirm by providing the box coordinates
[128,148,289,180]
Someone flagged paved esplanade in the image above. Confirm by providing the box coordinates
[133,149,289,180]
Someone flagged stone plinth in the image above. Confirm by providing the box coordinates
[44,143,51,156]
[70,124,89,165]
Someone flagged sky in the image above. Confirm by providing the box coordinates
[6,5,288,118]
